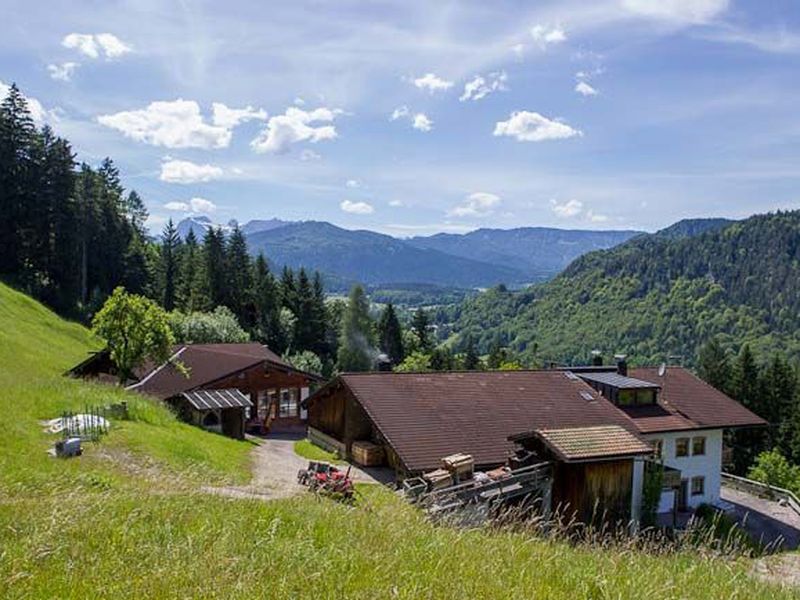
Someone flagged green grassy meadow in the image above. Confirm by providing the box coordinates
[0,281,794,598]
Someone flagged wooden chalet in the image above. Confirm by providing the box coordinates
[69,343,324,439]
[303,366,764,524]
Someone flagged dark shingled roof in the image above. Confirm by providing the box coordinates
[333,370,642,473]
[128,343,316,400]
[624,366,767,433]
[310,366,766,473]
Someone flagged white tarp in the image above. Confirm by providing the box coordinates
[45,414,110,434]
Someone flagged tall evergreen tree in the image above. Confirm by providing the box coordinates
[337,284,375,372]
[202,227,226,307]
[280,266,297,315]
[729,344,766,473]
[251,253,284,351]
[310,271,329,358]
[292,268,316,352]
[224,226,253,326]
[696,337,732,394]
[177,229,203,311]
[0,83,36,277]
[411,308,431,351]
[159,219,181,311]
[761,353,797,454]
[377,303,404,364]
[463,334,480,370]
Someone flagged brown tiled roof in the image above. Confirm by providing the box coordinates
[626,366,766,433]
[531,425,653,462]
[128,343,315,400]
[334,370,642,473]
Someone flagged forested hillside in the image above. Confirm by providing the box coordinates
[452,211,800,365]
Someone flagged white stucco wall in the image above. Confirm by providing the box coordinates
[643,429,723,512]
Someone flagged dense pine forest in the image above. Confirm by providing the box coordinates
[0,84,339,371]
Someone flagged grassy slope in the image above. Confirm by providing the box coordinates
[0,282,793,598]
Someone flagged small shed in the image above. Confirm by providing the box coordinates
[510,425,653,525]
[168,389,252,440]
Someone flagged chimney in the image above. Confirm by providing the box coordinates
[590,350,603,366]
[614,354,628,376]
[376,353,393,372]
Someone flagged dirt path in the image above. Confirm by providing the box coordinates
[203,434,393,502]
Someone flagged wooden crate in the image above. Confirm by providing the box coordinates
[441,453,474,478]
[351,440,385,466]
[423,468,453,490]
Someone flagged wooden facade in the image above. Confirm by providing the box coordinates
[206,362,315,434]
[551,459,633,524]
[306,383,376,459]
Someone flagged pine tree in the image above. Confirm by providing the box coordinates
[203,227,226,307]
[728,344,766,473]
[251,253,284,351]
[0,83,36,277]
[224,226,253,325]
[159,219,181,311]
[177,230,201,311]
[310,272,329,358]
[463,334,480,370]
[487,341,506,370]
[377,303,404,364]
[337,284,375,372]
[761,353,797,455]
[696,337,732,394]
[411,308,431,351]
[292,268,316,352]
[280,266,297,314]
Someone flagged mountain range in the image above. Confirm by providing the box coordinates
[175,216,643,289]
[453,211,800,365]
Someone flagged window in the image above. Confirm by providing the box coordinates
[651,439,663,459]
[635,390,656,405]
[691,476,705,496]
[278,389,299,418]
[692,436,706,456]
[618,390,635,406]
[676,437,690,457]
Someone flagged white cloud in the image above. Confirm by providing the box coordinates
[0,81,54,124]
[345,179,361,188]
[340,199,374,214]
[412,113,433,132]
[511,43,525,59]
[164,197,217,214]
[47,62,79,82]
[460,71,508,102]
[160,159,224,184]
[494,111,582,142]
[389,199,404,207]
[62,33,132,59]
[299,149,322,161]
[98,100,232,149]
[211,102,267,128]
[448,192,501,217]
[390,106,410,121]
[164,201,190,211]
[413,72,453,93]
[250,106,339,154]
[551,198,583,218]
[550,199,608,222]
[391,106,432,131]
[621,0,728,24]
[531,25,567,48]
[575,81,598,96]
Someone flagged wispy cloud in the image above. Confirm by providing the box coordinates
[494,111,582,142]
[340,199,374,214]
[63,33,132,59]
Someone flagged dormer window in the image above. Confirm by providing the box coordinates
[576,372,660,407]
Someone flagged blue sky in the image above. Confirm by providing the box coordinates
[2,0,800,236]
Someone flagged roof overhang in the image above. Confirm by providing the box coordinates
[180,388,252,411]
[511,425,653,463]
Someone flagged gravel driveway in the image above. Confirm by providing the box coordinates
[203,433,393,501]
